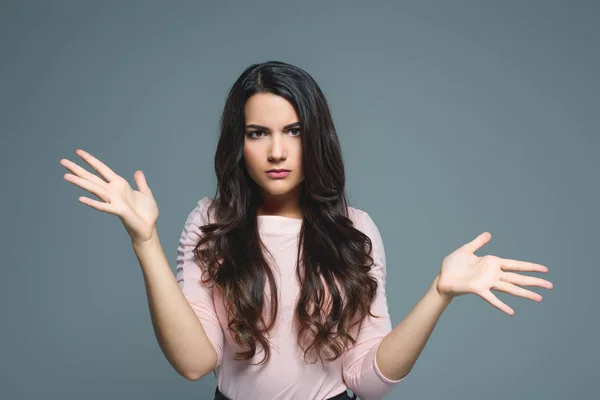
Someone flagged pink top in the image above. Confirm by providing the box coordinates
[176,196,405,400]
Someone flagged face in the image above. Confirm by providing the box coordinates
[243,92,305,216]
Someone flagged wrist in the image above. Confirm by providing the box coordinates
[132,228,159,248]
[431,274,454,303]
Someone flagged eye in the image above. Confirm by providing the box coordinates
[288,128,301,136]
[247,130,265,139]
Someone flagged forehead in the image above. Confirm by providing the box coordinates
[244,93,299,126]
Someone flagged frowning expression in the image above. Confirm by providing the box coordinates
[243,92,304,198]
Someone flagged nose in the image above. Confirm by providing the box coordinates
[268,132,287,161]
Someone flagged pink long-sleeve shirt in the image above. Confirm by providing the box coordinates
[175,197,406,400]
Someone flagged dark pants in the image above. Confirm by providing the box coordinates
[214,386,357,400]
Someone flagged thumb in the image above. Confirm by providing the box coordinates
[134,170,151,193]
[462,231,492,254]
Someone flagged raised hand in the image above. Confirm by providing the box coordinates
[435,232,553,316]
[60,149,159,244]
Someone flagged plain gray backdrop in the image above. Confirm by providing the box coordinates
[1,0,598,399]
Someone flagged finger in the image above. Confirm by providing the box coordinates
[461,232,492,254]
[134,170,150,193]
[64,173,108,202]
[75,149,119,183]
[493,280,543,302]
[500,271,553,290]
[78,196,116,214]
[479,289,514,316]
[500,258,548,273]
[60,158,106,187]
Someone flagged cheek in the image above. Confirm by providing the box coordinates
[243,147,260,170]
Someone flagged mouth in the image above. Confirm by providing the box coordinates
[266,169,291,173]
[266,169,291,178]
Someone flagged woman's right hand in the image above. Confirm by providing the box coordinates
[60,149,159,244]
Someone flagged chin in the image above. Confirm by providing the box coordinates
[260,182,301,195]
[262,186,296,196]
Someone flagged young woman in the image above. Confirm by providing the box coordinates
[60,61,553,400]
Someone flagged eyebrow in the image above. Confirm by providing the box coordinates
[245,122,301,130]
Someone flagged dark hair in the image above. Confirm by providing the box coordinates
[194,60,381,365]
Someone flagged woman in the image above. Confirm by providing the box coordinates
[59,61,553,400]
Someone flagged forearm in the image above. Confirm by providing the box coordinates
[376,274,452,381]
[132,230,217,380]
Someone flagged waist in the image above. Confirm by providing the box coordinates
[214,386,356,400]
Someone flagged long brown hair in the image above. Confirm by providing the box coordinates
[193,61,383,366]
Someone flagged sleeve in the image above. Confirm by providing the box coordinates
[175,197,224,368]
[341,211,407,400]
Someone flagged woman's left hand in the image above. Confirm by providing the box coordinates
[435,232,553,316]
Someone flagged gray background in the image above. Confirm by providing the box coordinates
[1,0,598,399]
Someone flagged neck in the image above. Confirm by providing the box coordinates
[257,190,302,219]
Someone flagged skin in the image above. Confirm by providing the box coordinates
[59,149,158,244]
[59,95,555,386]
[243,92,305,219]
[376,232,554,381]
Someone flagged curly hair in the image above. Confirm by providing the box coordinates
[193,61,383,366]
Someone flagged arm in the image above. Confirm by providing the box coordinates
[376,274,452,381]
[132,198,222,381]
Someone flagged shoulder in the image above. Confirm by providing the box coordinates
[347,205,374,231]
[194,196,217,224]
[347,204,365,220]
[347,205,383,244]
[182,196,216,229]
[196,196,214,209]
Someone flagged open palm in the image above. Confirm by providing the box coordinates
[60,149,159,244]
[436,232,553,316]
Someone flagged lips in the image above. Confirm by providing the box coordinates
[266,169,291,179]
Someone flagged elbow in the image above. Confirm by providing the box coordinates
[178,351,219,381]
[183,372,201,381]
[181,368,207,381]
[177,345,220,381]
[177,366,200,381]
[182,369,205,381]
[179,372,201,381]
[182,366,215,381]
